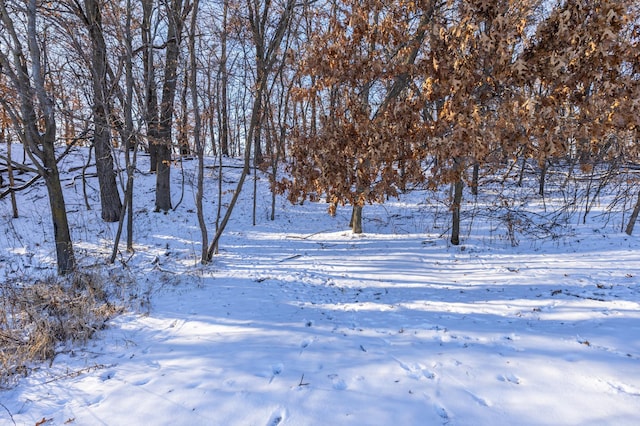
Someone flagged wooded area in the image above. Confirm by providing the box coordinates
[0,0,639,274]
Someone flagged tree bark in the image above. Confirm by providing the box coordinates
[625,189,640,236]
[4,126,19,218]
[218,0,230,157]
[350,205,363,234]
[178,72,191,156]
[154,142,172,211]
[142,0,160,172]
[85,0,122,222]
[0,0,76,274]
[539,159,547,197]
[187,0,208,263]
[471,162,479,196]
[154,0,187,212]
[451,173,464,246]
[43,143,76,274]
[110,0,138,262]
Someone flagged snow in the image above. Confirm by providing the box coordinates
[1,146,640,425]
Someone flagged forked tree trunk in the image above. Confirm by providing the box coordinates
[205,0,296,261]
[0,0,76,274]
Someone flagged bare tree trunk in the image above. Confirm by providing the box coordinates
[219,0,230,157]
[0,0,76,274]
[625,189,640,236]
[44,152,76,274]
[451,160,464,246]
[188,0,208,263]
[124,6,137,252]
[8,141,19,218]
[4,124,19,218]
[178,74,191,156]
[110,0,138,262]
[350,205,363,234]
[539,159,547,197]
[517,146,527,187]
[471,162,479,196]
[154,0,187,212]
[142,0,160,172]
[85,0,122,222]
[268,77,291,221]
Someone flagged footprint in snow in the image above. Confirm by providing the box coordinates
[498,373,521,384]
[132,377,151,386]
[266,407,287,426]
[269,363,284,383]
[394,358,436,380]
[435,405,450,424]
[465,390,492,407]
[423,370,436,380]
[272,363,284,375]
[99,370,115,381]
[300,337,314,350]
[328,374,347,390]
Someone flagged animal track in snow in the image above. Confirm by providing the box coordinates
[465,390,492,407]
[300,337,314,350]
[99,370,116,381]
[394,358,436,381]
[266,407,287,426]
[328,374,347,390]
[269,363,284,383]
[498,373,521,384]
[434,405,450,424]
[132,377,151,386]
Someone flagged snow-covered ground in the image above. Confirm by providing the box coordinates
[1,146,639,425]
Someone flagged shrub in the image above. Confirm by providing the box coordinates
[0,272,122,388]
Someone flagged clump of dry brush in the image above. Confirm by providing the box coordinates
[0,272,122,388]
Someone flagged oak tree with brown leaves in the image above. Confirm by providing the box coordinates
[285,0,638,241]
[286,0,431,233]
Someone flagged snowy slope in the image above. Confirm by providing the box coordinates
[1,146,639,425]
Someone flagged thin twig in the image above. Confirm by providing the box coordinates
[278,254,302,263]
[0,400,16,426]
[285,229,332,240]
[41,363,114,385]
[298,373,309,387]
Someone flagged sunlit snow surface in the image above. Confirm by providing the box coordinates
[1,146,639,425]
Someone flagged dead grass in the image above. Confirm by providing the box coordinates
[0,272,123,389]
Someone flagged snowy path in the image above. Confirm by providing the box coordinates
[3,224,640,425]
